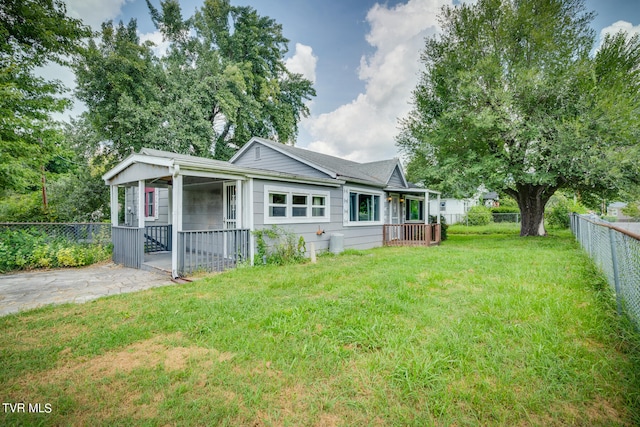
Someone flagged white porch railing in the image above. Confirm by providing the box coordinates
[383,223,441,246]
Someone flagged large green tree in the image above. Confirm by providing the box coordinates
[0,0,90,196]
[397,0,640,236]
[75,0,315,161]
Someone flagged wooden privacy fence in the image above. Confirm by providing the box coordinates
[383,223,441,246]
[178,229,250,276]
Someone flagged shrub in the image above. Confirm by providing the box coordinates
[546,193,588,229]
[253,226,306,265]
[0,228,112,273]
[430,215,448,241]
[464,206,493,226]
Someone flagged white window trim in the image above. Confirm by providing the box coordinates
[264,185,331,224]
[343,186,385,227]
[144,187,160,221]
[405,196,425,223]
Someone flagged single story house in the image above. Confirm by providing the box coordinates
[103,137,441,278]
[429,197,479,225]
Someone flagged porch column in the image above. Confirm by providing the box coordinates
[436,193,441,224]
[425,190,430,224]
[137,180,145,228]
[236,179,243,228]
[110,185,119,226]
[171,173,183,278]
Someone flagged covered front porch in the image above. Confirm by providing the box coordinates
[383,188,441,246]
[104,150,252,278]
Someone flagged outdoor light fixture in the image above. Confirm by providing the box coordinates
[399,198,405,203]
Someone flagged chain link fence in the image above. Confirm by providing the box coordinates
[570,214,640,329]
[0,223,112,245]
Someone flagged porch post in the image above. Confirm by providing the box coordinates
[236,179,243,228]
[425,190,430,224]
[436,192,441,224]
[137,180,145,228]
[171,173,183,278]
[110,185,119,226]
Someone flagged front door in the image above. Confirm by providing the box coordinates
[391,195,400,225]
[223,182,237,230]
[390,195,401,240]
[223,182,237,259]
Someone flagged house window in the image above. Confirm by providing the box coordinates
[265,186,330,223]
[269,193,287,217]
[347,189,382,224]
[440,201,446,211]
[145,187,158,219]
[312,196,326,217]
[292,195,308,217]
[405,198,424,221]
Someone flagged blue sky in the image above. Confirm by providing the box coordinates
[58,0,640,162]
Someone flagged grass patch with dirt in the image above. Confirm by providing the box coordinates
[1,230,639,425]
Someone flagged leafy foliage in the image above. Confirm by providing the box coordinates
[398,0,640,236]
[74,0,316,162]
[253,225,306,265]
[0,0,90,196]
[0,228,112,273]
[464,206,493,226]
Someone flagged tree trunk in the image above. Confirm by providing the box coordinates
[507,184,556,237]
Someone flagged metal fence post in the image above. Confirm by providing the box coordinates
[609,227,623,316]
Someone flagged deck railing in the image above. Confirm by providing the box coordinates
[144,225,172,253]
[112,226,144,268]
[383,223,441,246]
[178,229,250,276]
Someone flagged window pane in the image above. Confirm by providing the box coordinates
[270,193,287,204]
[373,195,380,221]
[292,207,307,217]
[292,195,307,205]
[350,193,358,222]
[312,207,325,217]
[270,206,286,217]
[358,194,372,221]
[312,196,325,206]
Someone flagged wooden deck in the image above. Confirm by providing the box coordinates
[383,223,441,246]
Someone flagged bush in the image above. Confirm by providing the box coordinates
[253,226,306,266]
[464,205,493,226]
[0,228,112,273]
[430,215,448,241]
[546,193,587,229]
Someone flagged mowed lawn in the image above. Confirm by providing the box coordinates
[1,229,639,426]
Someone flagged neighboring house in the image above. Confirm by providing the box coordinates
[103,137,441,278]
[429,197,479,224]
[483,191,500,208]
[607,202,630,221]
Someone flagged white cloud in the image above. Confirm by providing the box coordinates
[284,43,318,83]
[600,20,640,41]
[139,31,171,58]
[303,0,451,163]
[63,0,129,30]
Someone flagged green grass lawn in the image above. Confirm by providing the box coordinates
[1,229,639,426]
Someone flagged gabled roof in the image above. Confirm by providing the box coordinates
[230,137,408,188]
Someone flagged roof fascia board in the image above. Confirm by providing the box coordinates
[102,154,174,183]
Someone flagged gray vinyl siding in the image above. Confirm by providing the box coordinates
[388,166,405,188]
[252,179,384,254]
[124,186,170,226]
[232,143,332,180]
